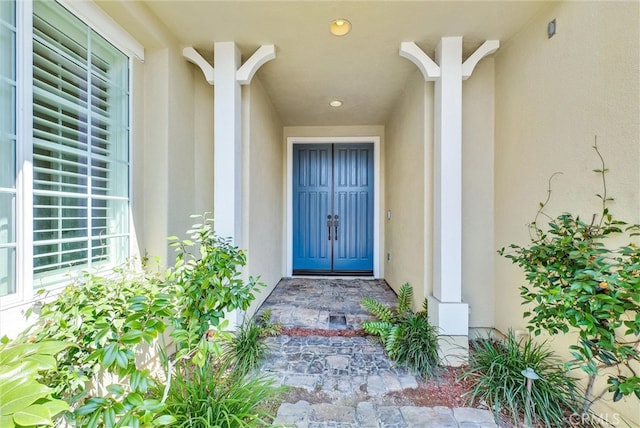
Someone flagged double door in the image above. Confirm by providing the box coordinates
[292,143,373,275]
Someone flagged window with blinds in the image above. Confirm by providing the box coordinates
[0,0,16,297]
[32,0,129,287]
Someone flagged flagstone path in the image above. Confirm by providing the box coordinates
[259,278,499,427]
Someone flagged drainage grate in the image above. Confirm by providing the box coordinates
[329,313,347,329]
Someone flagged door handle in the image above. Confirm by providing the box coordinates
[327,215,332,240]
[334,214,339,240]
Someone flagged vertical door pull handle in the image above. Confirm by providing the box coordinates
[327,215,332,240]
[334,214,339,240]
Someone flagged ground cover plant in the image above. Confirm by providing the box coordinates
[461,330,579,427]
[500,142,640,414]
[361,283,440,377]
[160,361,280,428]
[221,309,282,373]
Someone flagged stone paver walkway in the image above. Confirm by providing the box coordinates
[258,278,499,427]
[259,278,397,330]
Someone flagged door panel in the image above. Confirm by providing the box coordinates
[293,143,373,274]
[333,144,373,271]
[293,145,332,271]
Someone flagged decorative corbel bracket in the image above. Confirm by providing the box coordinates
[183,44,276,86]
[183,47,215,84]
[236,45,276,85]
[462,40,499,80]
[399,42,440,81]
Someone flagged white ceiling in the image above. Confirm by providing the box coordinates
[97,1,553,126]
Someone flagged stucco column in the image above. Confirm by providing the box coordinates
[400,37,498,364]
[213,42,243,243]
[183,42,276,328]
[184,43,276,243]
[428,38,469,347]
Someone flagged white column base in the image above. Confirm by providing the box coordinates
[427,295,469,366]
[427,295,469,335]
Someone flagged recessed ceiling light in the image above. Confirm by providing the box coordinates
[330,19,351,36]
[329,100,343,107]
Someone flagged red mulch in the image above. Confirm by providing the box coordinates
[387,366,476,408]
[280,327,369,337]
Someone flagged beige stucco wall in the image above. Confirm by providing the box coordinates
[192,77,215,216]
[462,59,495,329]
[112,1,215,266]
[494,1,639,424]
[139,46,200,264]
[243,77,285,316]
[384,70,428,309]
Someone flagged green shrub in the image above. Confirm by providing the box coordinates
[361,283,439,377]
[7,214,267,427]
[221,309,281,374]
[168,214,264,367]
[499,143,640,410]
[159,359,281,428]
[461,330,579,427]
[19,267,175,427]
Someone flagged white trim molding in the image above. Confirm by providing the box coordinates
[56,0,145,61]
[285,136,381,278]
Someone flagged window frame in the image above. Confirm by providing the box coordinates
[1,0,141,309]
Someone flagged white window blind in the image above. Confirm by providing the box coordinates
[32,0,129,287]
[0,0,17,297]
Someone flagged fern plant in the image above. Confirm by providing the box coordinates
[361,283,439,377]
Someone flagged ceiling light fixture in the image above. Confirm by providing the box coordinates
[329,100,343,107]
[330,19,351,36]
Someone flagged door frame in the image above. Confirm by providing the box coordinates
[286,136,381,278]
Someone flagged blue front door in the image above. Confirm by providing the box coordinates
[293,143,374,274]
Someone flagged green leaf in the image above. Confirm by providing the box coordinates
[12,404,54,427]
[75,398,107,416]
[102,343,119,367]
[0,361,39,383]
[103,407,116,427]
[120,330,143,345]
[42,398,69,418]
[126,392,144,407]
[106,384,125,396]
[0,415,15,428]
[153,415,177,426]
[0,382,52,414]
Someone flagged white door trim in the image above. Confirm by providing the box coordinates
[286,136,381,278]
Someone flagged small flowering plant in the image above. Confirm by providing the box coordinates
[500,143,640,412]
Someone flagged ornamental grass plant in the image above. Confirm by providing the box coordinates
[461,330,580,427]
[159,359,281,428]
[221,309,282,374]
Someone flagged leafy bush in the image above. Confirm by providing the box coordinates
[168,214,264,366]
[6,214,268,427]
[361,283,439,377]
[0,339,73,427]
[159,358,281,428]
[499,143,640,410]
[19,267,175,427]
[461,331,579,427]
[221,309,281,373]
